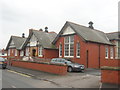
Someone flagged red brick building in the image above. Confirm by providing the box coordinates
[22,29,58,59]
[6,35,27,60]
[6,21,119,68]
[52,21,118,68]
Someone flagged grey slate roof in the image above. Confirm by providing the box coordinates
[23,30,57,49]
[106,32,120,40]
[6,36,27,50]
[53,21,113,45]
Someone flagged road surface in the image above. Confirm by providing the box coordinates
[1,67,101,88]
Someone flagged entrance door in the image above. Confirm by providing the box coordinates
[86,50,89,68]
[32,49,36,57]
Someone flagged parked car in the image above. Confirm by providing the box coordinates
[0,57,7,69]
[51,58,85,72]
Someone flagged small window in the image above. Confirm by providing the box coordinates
[105,46,109,59]
[38,46,43,57]
[76,43,80,58]
[8,49,10,56]
[20,51,24,56]
[118,47,120,58]
[15,50,17,56]
[110,47,114,59]
[59,44,62,57]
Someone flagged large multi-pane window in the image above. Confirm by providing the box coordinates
[59,44,62,57]
[38,46,43,57]
[64,36,74,57]
[105,46,109,59]
[76,43,80,58]
[110,47,114,59]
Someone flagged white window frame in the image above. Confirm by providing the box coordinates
[105,46,109,59]
[25,47,29,56]
[110,47,114,59]
[59,44,62,57]
[20,51,24,56]
[8,49,10,56]
[64,36,74,57]
[38,46,43,57]
[76,43,80,58]
[15,50,17,56]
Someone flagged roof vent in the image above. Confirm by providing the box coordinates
[22,33,25,38]
[88,21,94,29]
[39,28,43,31]
[45,27,48,33]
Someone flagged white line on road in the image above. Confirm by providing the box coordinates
[7,70,31,78]
[11,85,16,88]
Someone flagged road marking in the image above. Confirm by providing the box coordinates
[7,70,31,78]
[11,85,16,88]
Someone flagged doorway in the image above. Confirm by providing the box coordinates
[32,49,36,57]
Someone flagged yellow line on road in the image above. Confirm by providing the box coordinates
[7,70,31,78]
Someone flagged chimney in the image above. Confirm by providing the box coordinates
[29,28,33,34]
[45,27,48,33]
[22,33,25,38]
[88,21,94,29]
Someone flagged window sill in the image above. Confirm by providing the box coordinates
[64,56,74,58]
[38,55,43,57]
[76,56,80,58]
[105,57,109,59]
[110,57,114,59]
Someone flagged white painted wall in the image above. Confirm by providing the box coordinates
[62,26,75,35]
[27,34,38,46]
[9,40,15,48]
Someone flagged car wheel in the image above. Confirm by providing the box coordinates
[2,67,6,69]
[67,67,73,72]
[81,70,84,73]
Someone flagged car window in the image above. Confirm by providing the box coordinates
[0,57,5,61]
[51,58,56,62]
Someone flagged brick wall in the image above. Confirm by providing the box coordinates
[12,60,67,75]
[101,69,120,85]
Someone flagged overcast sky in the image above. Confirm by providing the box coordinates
[0,0,119,49]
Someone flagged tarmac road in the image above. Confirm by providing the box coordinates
[1,66,102,88]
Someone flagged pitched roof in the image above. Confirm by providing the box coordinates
[106,32,120,40]
[53,21,113,45]
[23,30,57,49]
[6,36,27,50]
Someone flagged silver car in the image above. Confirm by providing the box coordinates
[51,58,85,72]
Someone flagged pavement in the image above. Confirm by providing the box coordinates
[2,65,119,88]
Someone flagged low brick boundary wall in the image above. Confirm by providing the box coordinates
[101,66,120,85]
[12,60,67,75]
